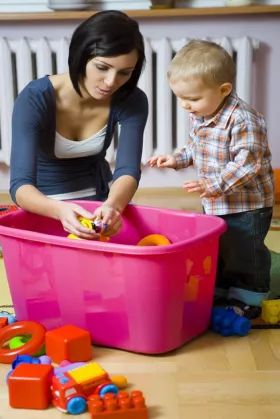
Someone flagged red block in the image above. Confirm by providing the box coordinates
[88,391,149,419]
[8,363,53,409]
[0,317,8,328]
[45,324,92,364]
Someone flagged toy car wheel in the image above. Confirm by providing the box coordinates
[99,383,119,398]
[232,316,251,336]
[67,396,87,415]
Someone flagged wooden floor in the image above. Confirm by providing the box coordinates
[0,191,280,418]
[1,329,280,419]
[1,311,280,419]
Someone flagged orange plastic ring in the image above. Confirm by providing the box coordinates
[0,321,46,364]
[137,234,171,246]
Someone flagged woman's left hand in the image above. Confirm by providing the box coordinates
[93,204,123,237]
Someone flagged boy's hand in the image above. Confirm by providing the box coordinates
[183,180,211,198]
[148,154,176,169]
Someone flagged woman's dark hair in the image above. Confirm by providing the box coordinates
[68,10,146,99]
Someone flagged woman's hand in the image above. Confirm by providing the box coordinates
[93,204,123,237]
[56,201,101,240]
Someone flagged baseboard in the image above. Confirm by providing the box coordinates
[0,193,13,205]
[133,188,203,212]
[0,188,202,212]
[1,188,278,216]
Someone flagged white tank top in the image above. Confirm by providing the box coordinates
[54,125,107,159]
[48,125,108,200]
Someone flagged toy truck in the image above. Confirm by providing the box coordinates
[51,362,118,415]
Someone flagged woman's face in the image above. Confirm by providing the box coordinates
[83,49,139,99]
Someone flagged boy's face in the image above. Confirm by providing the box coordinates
[169,77,231,120]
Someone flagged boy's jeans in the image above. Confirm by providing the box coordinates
[213,207,273,307]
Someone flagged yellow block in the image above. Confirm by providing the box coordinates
[261,300,280,324]
[69,363,106,384]
[67,233,81,240]
[110,375,128,389]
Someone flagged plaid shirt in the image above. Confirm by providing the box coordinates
[174,91,274,215]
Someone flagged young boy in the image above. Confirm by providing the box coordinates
[148,40,274,319]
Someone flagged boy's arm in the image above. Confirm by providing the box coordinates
[202,121,269,198]
[173,135,194,170]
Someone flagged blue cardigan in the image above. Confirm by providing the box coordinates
[10,76,148,203]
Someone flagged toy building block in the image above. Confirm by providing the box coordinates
[211,307,251,337]
[45,324,92,364]
[0,311,16,324]
[261,300,280,324]
[8,363,53,409]
[0,205,18,216]
[0,317,8,328]
[88,391,148,419]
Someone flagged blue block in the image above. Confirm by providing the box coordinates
[211,306,251,337]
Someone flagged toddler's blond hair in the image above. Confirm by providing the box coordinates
[167,39,236,86]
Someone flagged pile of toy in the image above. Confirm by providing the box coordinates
[0,314,148,418]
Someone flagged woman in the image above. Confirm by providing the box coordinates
[10,10,148,239]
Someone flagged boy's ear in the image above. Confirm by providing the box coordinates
[220,83,232,97]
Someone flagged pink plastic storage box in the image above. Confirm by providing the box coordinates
[0,201,226,354]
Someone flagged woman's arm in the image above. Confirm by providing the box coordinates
[15,185,100,239]
[10,84,53,212]
[10,83,98,239]
[15,185,61,218]
[10,85,62,218]
[93,87,148,235]
[106,87,148,209]
[105,175,137,214]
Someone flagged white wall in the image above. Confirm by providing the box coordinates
[0,10,279,192]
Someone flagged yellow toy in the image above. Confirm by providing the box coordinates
[261,300,280,325]
[110,375,128,389]
[68,217,110,242]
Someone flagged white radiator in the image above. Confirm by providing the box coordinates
[0,36,259,172]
